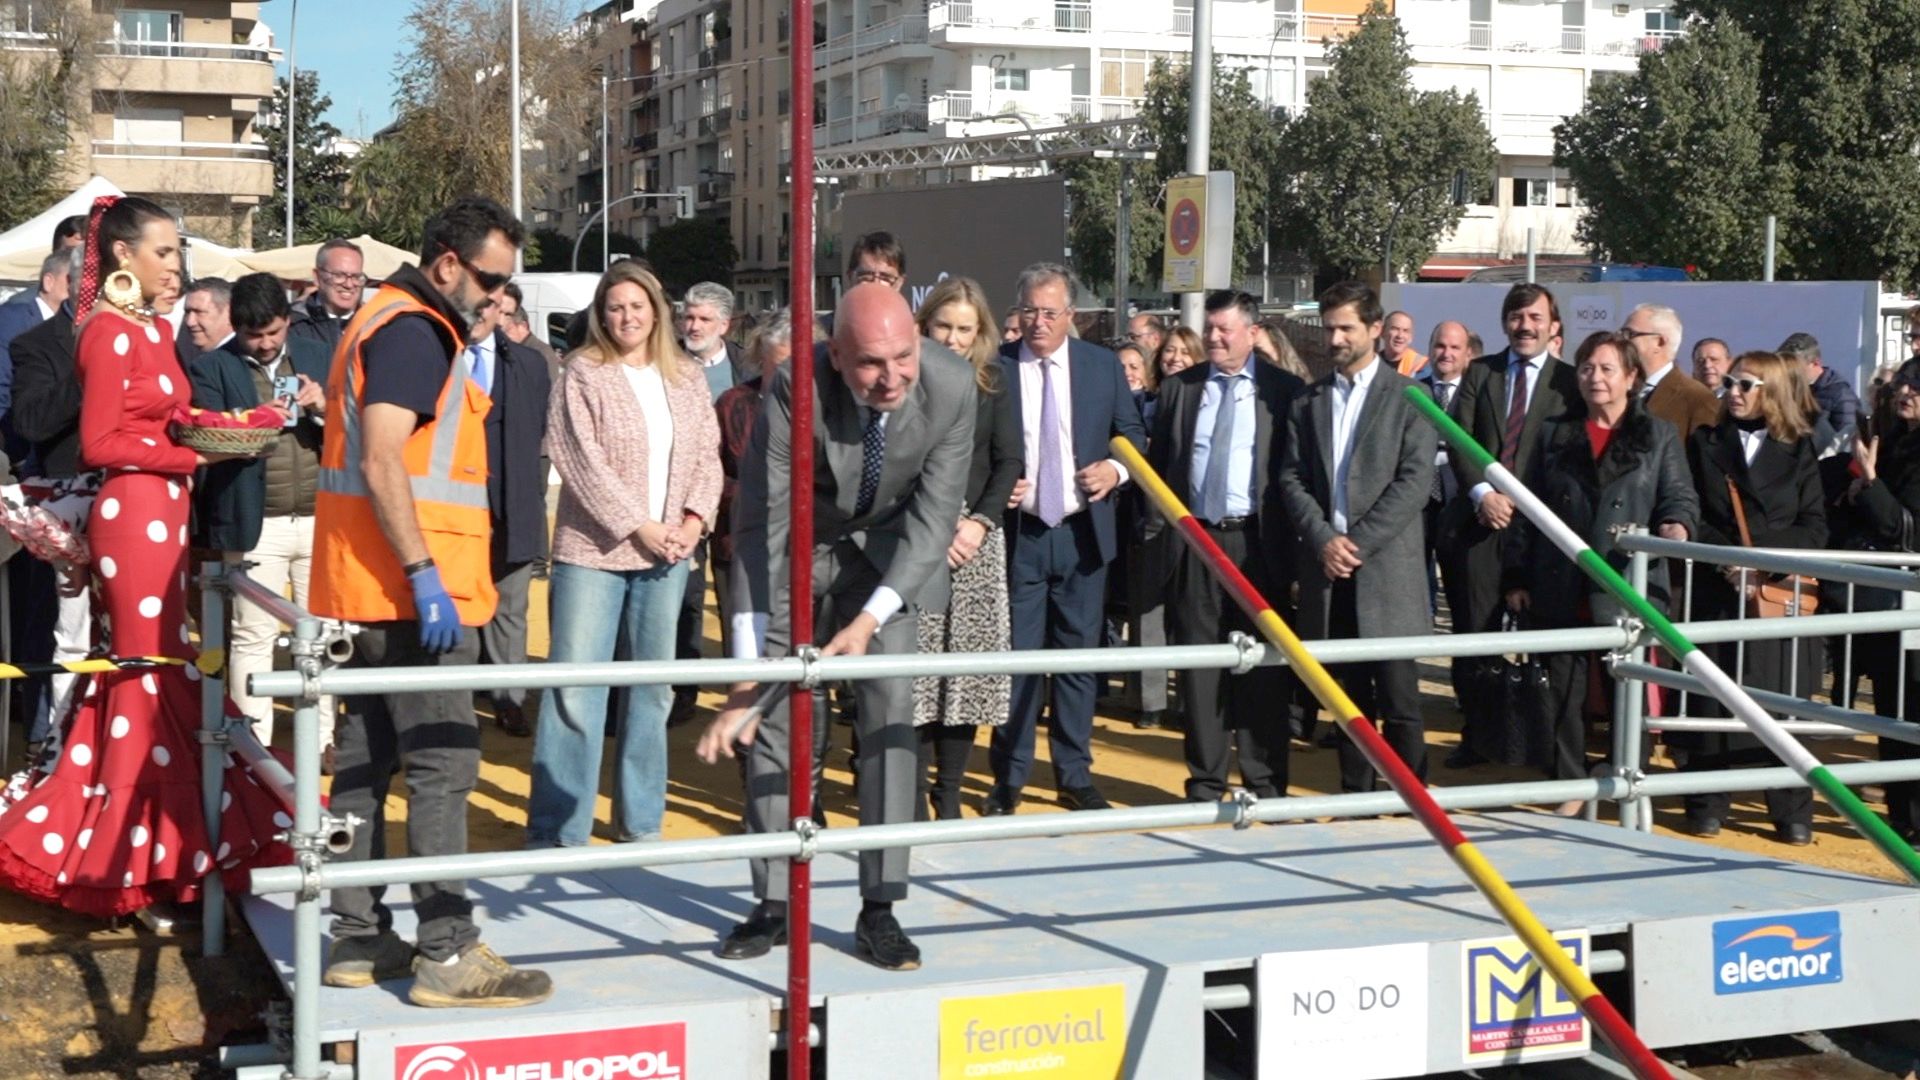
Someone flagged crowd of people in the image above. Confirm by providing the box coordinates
[0,194,1909,1003]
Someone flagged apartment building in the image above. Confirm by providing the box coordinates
[2,1,277,246]
[732,0,793,312]
[541,0,654,264]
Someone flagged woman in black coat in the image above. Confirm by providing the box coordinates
[1846,368,1920,840]
[1681,350,1829,844]
[1504,332,1698,804]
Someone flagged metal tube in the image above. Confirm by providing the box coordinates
[1525,226,1536,283]
[1613,534,1920,594]
[284,0,298,245]
[199,561,228,956]
[601,69,610,271]
[1613,662,1920,746]
[1763,214,1776,282]
[1114,156,1131,331]
[786,0,818,1074]
[228,724,298,812]
[1651,718,1870,737]
[227,568,315,629]
[290,616,325,1080]
[510,0,524,274]
[1179,0,1212,332]
[1618,545,1649,831]
[251,754,1920,899]
[250,608,1920,700]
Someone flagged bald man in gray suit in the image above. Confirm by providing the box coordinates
[701,284,977,971]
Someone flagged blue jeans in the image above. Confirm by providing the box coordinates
[527,559,689,846]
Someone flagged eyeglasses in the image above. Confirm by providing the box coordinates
[1624,328,1661,341]
[459,256,512,294]
[850,268,901,286]
[1017,305,1070,323]
[1721,375,1765,394]
[318,268,368,287]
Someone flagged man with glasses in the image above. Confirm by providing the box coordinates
[986,263,1147,815]
[291,238,368,351]
[1622,303,1718,439]
[311,197,552,1009]
[1127,312,1167,360]
[847,231,907,291]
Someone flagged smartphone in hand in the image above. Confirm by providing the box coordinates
[272,374,300,427]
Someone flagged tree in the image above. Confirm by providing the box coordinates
[344,0,600,250]
[644,217,736,294]
[1270,3,1496,281]
[1671,0,1920,286]
[258,71,353,248]
[1059,59,1276,299]
[1555,23,1788,280]
[0,5,99,231]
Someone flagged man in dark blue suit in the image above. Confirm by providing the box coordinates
[986,263,1147,814]
[0,250,72,439]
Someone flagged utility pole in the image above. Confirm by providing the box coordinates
[284,0,299,247]
[1116,158,1132,330]
[1181,0,1212,332]
[511,0,523,272]
[602,68,611,271]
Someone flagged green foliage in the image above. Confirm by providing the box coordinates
[1566,0,1920,287]
[258,71,354,248]
[1269,3,1497,280]
[1061,59,1275,297]
[1555,23,1787,280]
[644,216,737,294]
[0,8,95,232]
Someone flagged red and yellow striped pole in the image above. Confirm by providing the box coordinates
[1111,436,1668,1080]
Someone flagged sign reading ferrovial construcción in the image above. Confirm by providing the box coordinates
[938,983,1126,1079]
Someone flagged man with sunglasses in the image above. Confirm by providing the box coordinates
[311,197,553,1009]
[290,238,368,351]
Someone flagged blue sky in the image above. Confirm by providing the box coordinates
[268,1,596,139]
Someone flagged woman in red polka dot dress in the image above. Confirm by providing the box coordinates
[0,197,292,917]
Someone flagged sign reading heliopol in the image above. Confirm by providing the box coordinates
[394,1023,685,1080]
[1461,931,1590,1065]
[1256,943,1429,1079]
[1712,911,1843,995]
[938,984,1126,1080]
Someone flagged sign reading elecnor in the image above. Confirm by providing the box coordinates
[394,1023,685,1080]
[1461,931,1590,1065]
[1712,911,1843,995]
[938,983,1126,1080]
[1256,943,1429,1079]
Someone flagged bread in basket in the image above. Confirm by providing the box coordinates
[170,403,286,456]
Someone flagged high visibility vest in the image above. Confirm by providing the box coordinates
[308,286,497,626]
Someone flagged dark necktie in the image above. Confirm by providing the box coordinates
[856,409,884,517]
[1430,382,1452,502]
[1500,362,1529,470]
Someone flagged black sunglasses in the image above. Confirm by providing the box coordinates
[459,255,512,294]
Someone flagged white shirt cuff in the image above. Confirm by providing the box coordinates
[1469,481,1492,506]
[1106,458,1131,487]
[731,612,768,660]
[861,586,905,627]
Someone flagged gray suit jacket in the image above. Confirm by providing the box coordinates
[732,339,977,649]
[1278,363,1437,640]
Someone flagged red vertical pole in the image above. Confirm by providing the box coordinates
[785,0,816,1076]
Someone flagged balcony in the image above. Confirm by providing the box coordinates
[930,92,1137,128]
[697,38,732,69]
[698,109,733,136]
[89,139,273,197]
[812,104,929,145]
[95,38,275,99]
[1433,21,1682,58]
[698,178,732,204]
[813,15,929,69]
[930,0,1092,37]
[626,131,658,152]
[1268,12,1360,45]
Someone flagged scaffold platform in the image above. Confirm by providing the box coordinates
[240,813,1920,1079]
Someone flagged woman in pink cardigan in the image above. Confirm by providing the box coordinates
[528,263,721,846]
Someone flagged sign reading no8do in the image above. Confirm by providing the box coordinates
[1256,943,1430,1080]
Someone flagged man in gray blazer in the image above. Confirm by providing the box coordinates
[701,284,977,971]
[1278,281,1437,794]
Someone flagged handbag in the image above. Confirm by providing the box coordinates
[1726,478,1820,618]
[1464,613,1555,769]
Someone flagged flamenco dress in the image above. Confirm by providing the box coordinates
[0,309,290,917]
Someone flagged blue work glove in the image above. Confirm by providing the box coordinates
[407,563,461,655]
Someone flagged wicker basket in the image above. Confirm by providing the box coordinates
[171,424,279,456]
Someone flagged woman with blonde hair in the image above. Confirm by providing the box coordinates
[1679,350,1827,845]
[910,276,1022,819]
[528,262,722,846]
[1157,324,1203,379]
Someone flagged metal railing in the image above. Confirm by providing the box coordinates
[813,14,928,67]
[97,37,275,62]
[90,139,273,161]
[207,535,1920,1079]
[929,0,1092,34]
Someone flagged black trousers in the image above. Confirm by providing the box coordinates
[916,724,976,821]
[672,538,709,703]
[1166,526,1289,800]
[1328,580,1428,794]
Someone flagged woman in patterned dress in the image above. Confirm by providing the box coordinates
[910,277,1023,820]
[0,196,290,916]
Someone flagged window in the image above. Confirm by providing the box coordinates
[1646,9,1682,33]
[1555,182,1576,208]
[993,68,1029,92]
[1099,49,1177,99]
[1512,177,1552,207]
[118,9,181,43]
[112,106,184,148]
[1452,171,1494,207]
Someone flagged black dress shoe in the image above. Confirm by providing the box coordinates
[1058,785,1111,811]
[1775,822,1813,847]
[1317,727,1343,749]
[718,903,787,960]
[1443,745,1484,769]
[1133,710,1164,730]
[854,910,922,971]
[1685,816,1723,838]
[981,786,1015,816]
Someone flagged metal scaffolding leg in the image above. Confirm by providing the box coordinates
[199,561,228,956]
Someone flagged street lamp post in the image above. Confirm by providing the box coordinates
[572,192,691,271]
[511,0,523,272]
[284,0,299,247]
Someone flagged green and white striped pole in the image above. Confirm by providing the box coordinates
[1407,387,1920,884]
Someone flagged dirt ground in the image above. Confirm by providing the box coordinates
[0,576,1908,1077]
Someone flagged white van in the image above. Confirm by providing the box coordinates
[512,272,602,352]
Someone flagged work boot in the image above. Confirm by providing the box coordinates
[408,944,554,1008]
[854,909,922,971]
[324,931,415,988]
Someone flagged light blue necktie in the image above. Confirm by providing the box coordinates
[468,344,491,395]
[1197,373,1239,522]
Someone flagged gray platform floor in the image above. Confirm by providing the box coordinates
[240,812,1907,1043]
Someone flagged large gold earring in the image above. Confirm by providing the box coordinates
[102,270,142,312]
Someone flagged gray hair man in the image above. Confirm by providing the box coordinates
[1623,302,1718,438]
[681,281,742,402]
[289,238,366,350]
